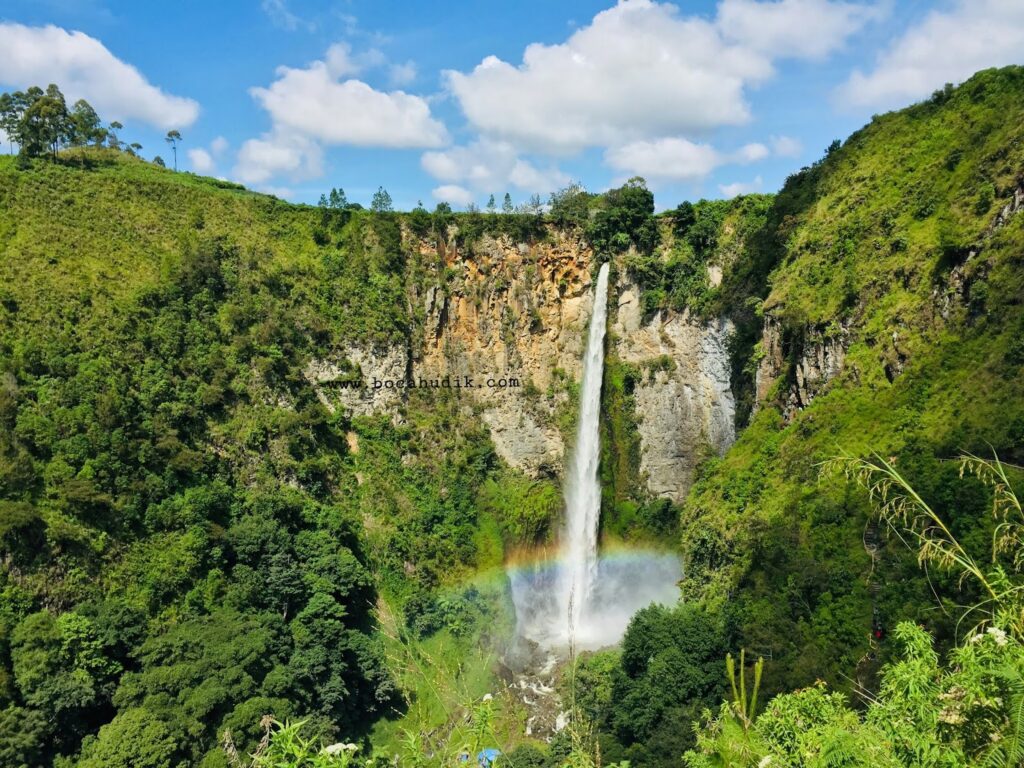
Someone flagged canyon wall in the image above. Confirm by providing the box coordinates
[306,229,737,503]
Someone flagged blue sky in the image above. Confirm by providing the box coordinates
[1,0,1022,209]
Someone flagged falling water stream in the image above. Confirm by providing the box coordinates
[561,261,610,647]
[508,262,681,657]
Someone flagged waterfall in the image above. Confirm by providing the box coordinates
[507,260,681,657]
[560,261,610,647]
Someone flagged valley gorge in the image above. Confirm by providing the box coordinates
[305,226,741,505]
[2,65,1024,768]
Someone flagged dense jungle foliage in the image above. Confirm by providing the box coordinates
[1,66,1024,768]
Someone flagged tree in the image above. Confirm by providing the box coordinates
[107,121,123,150]
[0,92,18,154]
[486,194,496,213]
[77,708,181,768]
[585,177,658,255]
[10,610,120,751]
[548,183,592,228]
[612,603,730,749]
[370,186,393,213]
[502,192,513,214]
[69,99,104,147]
[129,142,143,156]
[165,130,182,171]
[17,84,70,159]
[153,155,166,167]
[328,187,347,209]
[670,201,696,235]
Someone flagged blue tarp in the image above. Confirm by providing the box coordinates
[477,748,501,766]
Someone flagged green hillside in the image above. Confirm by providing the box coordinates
[1,67,1023,768]
[681,65,1024,696]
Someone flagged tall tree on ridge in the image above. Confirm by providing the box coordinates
[0,92,17,154]
[165,130,182,171]
[69,99,104,147]
[370,186,393,213]
[107,121,123,150]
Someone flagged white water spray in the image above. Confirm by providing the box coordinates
[560,261,610,646]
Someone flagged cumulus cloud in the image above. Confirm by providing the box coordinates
[421,139,569,195]
[188,148,214,174]
[389,61,417,87]
[837,0,1024,110]
[0,23,199,129]
[249,44,447,148]
[606,139,722,181]
[443,0,870,154]
[734,142,770,163]
[432,184,475,207]
[234,133,323,185]
[717,0,879,60]
[770,135,803,157]
[604,138,771,181]
[719,175,764,197]
[187,136,229,175]
[210,136,229,155]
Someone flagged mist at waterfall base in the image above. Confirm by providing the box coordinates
[506,263,682,655]
[508,549,682,651]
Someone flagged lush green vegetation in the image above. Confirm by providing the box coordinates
[537,65,1024,766]
[0,149,549,766]
[677,65,1024,710]
[2,66,1024,768]
[684,453,1024,766]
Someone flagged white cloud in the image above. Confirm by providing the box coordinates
[188,148,215,174]
[421,139,569,195]
[187,137,229,175]
[606,138,723,182]
[719,175,764,197]
[443,0,869,154]
[770,134,803,157]
[508,159,571,193]
[445,2,765,153]
[604,137,771,181]
[837,0,1024,110]
[735,142,770,162]
[389,61,417,87]
[234,132,323,185]
[262,0,315,32]
[432,184,475,207]
[0,23,199,129]
[210,136,229,155]
[250,46,447,148]
[717,0,879,60]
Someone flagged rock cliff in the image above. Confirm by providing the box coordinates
[305,228,739,502]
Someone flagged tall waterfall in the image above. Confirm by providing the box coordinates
[507,260,681,657]
[560,261,610,646]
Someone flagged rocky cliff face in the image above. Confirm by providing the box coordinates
[750,180,1024,420]
[417,230,594,478]
[613,282,735,501]
[754,316,849,418]
[305,229,739,502]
